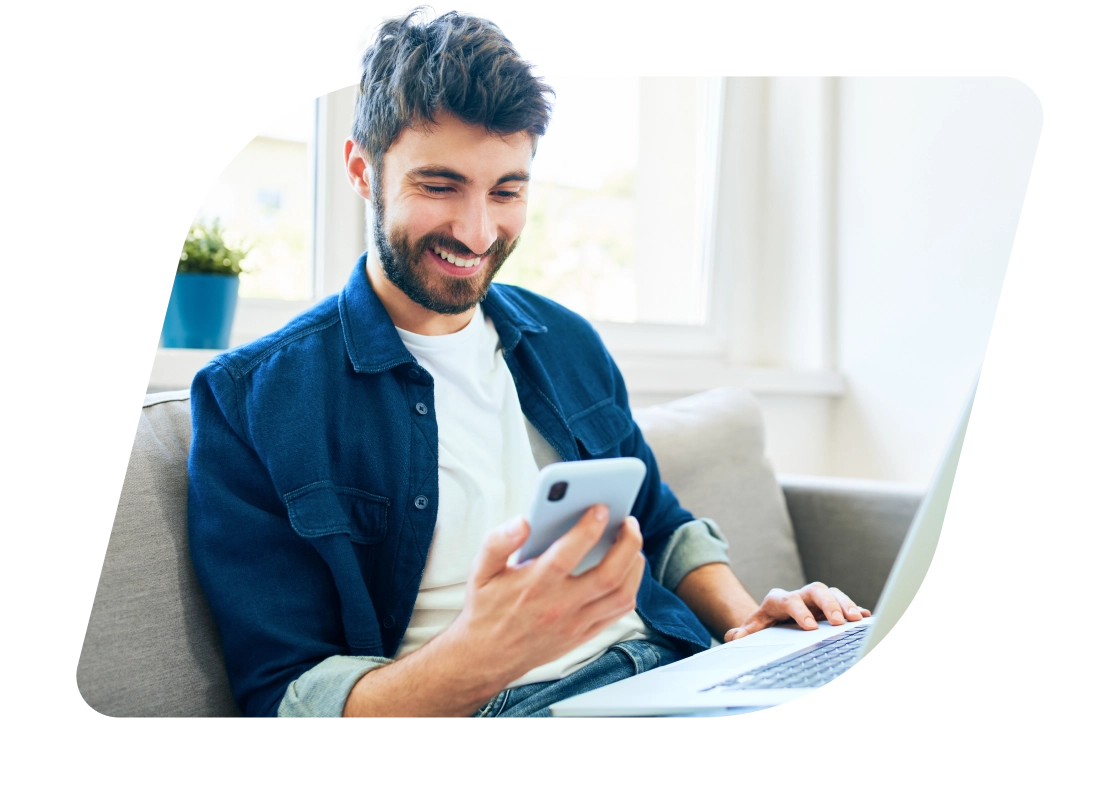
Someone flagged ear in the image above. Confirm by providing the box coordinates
[344,138,373,201]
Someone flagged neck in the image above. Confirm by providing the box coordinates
[365,260,476,336]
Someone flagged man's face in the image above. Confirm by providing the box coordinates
[369,112,534,316]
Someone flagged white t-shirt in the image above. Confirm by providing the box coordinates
[394,307,651,688]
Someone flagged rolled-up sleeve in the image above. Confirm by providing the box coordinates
[653,518,731,592]
[278,655,394,717]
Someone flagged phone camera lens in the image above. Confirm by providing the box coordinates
[547,481,568,502]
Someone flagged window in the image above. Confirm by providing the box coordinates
[153,78,827,400]
[501,77,724,327]
[166,79,724,354]
[192,105,316,301]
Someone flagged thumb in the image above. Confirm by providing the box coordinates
[472,516,529,585]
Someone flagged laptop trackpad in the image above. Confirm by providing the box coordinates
[663,645,791,673]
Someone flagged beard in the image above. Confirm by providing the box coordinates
[371,203,518,316]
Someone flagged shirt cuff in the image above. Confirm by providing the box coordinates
[277,654,394,717]
[653,518,731,592]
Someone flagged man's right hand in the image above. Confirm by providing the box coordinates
[445,505,646,689]
[342,505,644,717]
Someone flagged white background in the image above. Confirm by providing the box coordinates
[1,0,1116,796]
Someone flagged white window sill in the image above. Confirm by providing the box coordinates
[612,353,843,397]
[148,348,225,393]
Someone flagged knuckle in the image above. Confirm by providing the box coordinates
[809,581,828,592]
[613,591,636,616]
[592,571,614,595]
[540,604,564,627]
[543,554,568,575]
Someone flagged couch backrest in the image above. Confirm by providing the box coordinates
[631,388,805,598]
[77,390,240,717]
[77,387,801,716]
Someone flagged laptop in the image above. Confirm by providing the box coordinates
[549,384,974,717]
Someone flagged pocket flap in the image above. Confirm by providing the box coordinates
[283,482,389,544]
[568,401,633,456]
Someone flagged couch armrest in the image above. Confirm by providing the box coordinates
[779,474,925,610]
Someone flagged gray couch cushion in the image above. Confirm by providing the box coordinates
[633,388,806,599]
[77,391,240,717]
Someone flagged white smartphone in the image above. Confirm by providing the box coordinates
[514,457,648,575]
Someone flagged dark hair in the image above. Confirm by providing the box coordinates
[352,7,553,164]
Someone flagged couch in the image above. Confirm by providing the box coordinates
[77,387,923,716]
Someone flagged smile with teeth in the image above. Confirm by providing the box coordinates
[433,247,482,268]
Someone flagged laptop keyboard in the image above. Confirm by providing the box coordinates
[702,624,871,692]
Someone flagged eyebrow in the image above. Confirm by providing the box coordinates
[407,165,531,186]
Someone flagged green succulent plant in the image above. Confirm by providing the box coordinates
[178,219,251,276]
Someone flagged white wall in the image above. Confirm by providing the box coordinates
[826,78,1042,483]
[628,77,1042,486]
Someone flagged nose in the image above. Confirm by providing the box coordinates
[450,192,498,256]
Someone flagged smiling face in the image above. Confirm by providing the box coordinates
[346,112,534,334]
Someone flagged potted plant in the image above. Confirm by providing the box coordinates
[160,219,250,349]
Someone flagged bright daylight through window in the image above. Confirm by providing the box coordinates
[193,106,316,302]
[186,77,720,324]
[498,76,721,326]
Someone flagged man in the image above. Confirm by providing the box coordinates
[188,8,868,717]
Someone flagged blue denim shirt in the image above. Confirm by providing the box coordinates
[188,256,716,717]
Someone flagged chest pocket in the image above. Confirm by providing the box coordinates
[283,481,390,651]
[568,401,633,457]
[284,482,389,543]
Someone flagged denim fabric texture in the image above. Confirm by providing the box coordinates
[188,255,713,717]
[473,640,688,717]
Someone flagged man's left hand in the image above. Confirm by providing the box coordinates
[724,582,870,642]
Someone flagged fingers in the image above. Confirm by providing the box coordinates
[725,584,871,642]
[802,582,848,626]
[572,516,643,600]
[535,504,611,579]
[824,586,865,622]
[575,546,645,635]
[725,614,771,641]
[776,589,818,630]
[725,589,794,641]
[471,516,529,585]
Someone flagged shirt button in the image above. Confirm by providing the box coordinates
[414,402,428,415]
[382,615,396,629]
[408,367,421,380]
[413,495,429,510]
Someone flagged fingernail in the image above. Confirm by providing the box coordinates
[804,618,817,628]
[593,505,608,521]
[848,607,859,617]
[831,610,843,622]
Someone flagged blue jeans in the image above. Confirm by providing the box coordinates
[473,640,688,717]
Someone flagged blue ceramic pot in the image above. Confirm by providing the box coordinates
[160,272,239,349]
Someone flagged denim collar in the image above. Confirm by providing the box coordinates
[337,252,548,374]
